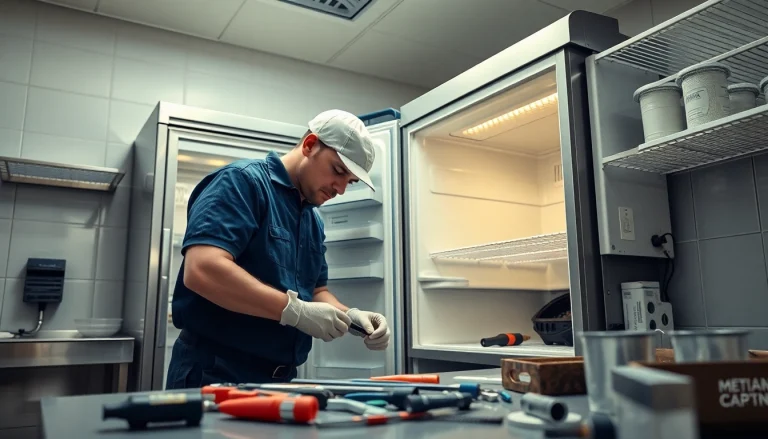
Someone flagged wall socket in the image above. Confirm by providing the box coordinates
[619,207,635,241]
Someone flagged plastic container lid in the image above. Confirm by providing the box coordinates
[727,83,760,95]
[675,61,731,86]
[760,76,768,93]
[633,81,682,103]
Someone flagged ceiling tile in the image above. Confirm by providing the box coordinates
[330,29,482,88]
[370,0,568,60]
[97,0,245,39]
[220,0,400,65]
[38,0,99,12]
[538,0,632,14]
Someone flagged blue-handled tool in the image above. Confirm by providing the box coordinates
[344,388,414,409]
[290,379,482,398]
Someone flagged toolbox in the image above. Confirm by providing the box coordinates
[501,357,586,395]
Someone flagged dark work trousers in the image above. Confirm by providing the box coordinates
[165,329,297,389]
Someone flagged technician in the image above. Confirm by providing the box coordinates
[165,109,390,388]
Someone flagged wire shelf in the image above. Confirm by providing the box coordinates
[603,103,768,174]
[0,156,124,192]
[597,0,768,80]
[430,232,568,265]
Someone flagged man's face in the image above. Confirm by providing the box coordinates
[298,134,358,205]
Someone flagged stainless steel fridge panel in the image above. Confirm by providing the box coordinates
[399,11,624,127]
[156,102,306,143]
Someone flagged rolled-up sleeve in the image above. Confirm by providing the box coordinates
[182,167,262,259]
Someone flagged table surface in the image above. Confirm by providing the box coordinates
[40,369,592,439]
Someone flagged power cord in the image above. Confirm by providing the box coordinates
[651,233,675,302]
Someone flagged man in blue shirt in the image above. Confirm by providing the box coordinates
[165,109,390,388]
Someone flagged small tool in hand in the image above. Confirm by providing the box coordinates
[350,322,371,336]
[480,333,530,347]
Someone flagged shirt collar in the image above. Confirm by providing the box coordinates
[266,151,294,188]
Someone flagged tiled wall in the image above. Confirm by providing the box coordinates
[0,0,423,333]
[606,0,768,349]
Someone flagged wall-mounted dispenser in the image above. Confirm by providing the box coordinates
[9,258,66,337]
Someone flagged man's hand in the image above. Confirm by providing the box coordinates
[280,290,351,342]
[346,308,390,350]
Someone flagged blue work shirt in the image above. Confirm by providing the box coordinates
[171,151,328,367]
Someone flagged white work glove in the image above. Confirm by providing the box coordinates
[346,308,390,351]
[279,290,351,342]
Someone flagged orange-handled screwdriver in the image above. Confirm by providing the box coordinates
[217,395,318,424]
[480,333,531,347]
[368,374,440,384]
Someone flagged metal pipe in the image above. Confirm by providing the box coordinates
[12,306,45,337]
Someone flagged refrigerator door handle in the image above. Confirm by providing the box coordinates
[156,227,172,348]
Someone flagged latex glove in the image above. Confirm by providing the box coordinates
[346,308,390,350]
[279,290,351,342]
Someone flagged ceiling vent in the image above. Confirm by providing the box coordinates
[279,0,375,20]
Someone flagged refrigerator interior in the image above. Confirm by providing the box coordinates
[305,120,400,379]
[408,67,576,358]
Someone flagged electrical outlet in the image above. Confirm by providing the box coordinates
[619,207,635,241]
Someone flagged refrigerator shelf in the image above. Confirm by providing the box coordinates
[324,222,384,246]
[595,0,768,81]
[603,103,768,174]
[412,343,575,365]
[319,187,383,213]
[328,261,384,282]
[314,365,386,379]
[430,232,568,265]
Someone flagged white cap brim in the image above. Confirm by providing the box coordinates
[338,153,375,191]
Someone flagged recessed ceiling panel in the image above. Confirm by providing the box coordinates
[97,0,245,39]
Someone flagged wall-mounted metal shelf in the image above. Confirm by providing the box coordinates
[596,0,768,80]
[431,232,568,265]
[0,156,125,192]
[603,103,768,174]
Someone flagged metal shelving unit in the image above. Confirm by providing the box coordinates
[604,104,768,174]
[596,0,768,79]
[0,156,125,192]
[430,232,568,265]
[595,0,768,175]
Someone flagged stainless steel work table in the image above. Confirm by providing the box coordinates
[40,369,592,439]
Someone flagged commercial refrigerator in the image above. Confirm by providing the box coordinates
[396,11,625,370]
[126,104,403,391]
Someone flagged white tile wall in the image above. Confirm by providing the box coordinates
[0,0,423,331]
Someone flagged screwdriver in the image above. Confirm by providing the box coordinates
[102,392,215,430]
[403,392,474,413]
[290,379,482,398]
[480,333,531,347]
[344,388,416,410]
[365,374,440,384]
[217,394,319,424]
[203,384,332,409]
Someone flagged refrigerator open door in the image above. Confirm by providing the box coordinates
[153,129,298,389]
[303,117,404,379]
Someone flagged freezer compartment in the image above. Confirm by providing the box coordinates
[319,186,383,212]
[328,261,384,282]
[405,67,575,360]
[324,222,385,246]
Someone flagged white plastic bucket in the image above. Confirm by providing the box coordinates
[633,82,686,142]
[676,62,731,128]
[728,83,760,114]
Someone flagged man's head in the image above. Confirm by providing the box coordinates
[291,110,378,206]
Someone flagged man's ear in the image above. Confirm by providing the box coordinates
[301,133,320,157]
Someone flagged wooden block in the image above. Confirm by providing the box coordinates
[655,348,675,363]
[501,357,586,395]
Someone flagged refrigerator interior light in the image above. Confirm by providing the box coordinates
[0,156,124,192]
[451,93,558,141]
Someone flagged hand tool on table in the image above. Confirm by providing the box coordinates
[202,384,332,408]
[478,389,499,402]
[217,394,319,424]
[480,332,531,347]
[403,391,473,413]
[290,378,482,398]
[326,397,389,415]
[362,374,440,384]
[520,392,569,423]
[102,392,215,430]
[498,390,513,403]
[343,388,416,410]
[244,382,418,397]
[314,411,425,428]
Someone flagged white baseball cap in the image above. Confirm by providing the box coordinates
[308,109,379,191]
